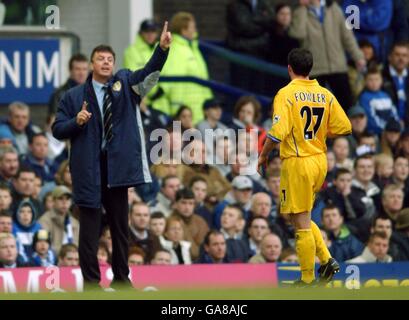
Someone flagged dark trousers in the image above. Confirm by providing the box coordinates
[78,151,129,286]
[315,73,353,112]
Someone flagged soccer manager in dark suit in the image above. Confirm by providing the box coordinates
[52,22,172,291]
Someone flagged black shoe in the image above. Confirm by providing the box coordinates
[318,258,340,283]
[292,279,319,288]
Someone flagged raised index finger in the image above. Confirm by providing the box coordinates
[162,21,168,34]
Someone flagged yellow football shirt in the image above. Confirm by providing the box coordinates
[268,79,352,159]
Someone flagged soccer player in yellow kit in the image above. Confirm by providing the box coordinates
[258,48,352,286]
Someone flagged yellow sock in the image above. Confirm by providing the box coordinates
[295,229,316,283]
[311,221,331,265]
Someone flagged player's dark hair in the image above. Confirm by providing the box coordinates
[90,44,116,62]
[288,48,313,77]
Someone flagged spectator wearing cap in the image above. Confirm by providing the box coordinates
[0,102,41,156]
[21,132,59,184]
[391,209,409,260]
[171,188,209,261]
[346,105,368,157]
[152,12,213,124]
[213,175,253,230]
[29,229,57,267]
[0,233,27,268]
[196,99,230,159]
[39,186,79,253]
[382,42,409,126]
[381,118,402,156]
[358,67,399,135]
[124,19,160,71]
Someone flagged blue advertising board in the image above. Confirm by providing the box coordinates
[277,262,409,287]
[0,38,60,104]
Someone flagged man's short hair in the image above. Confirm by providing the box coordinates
[161,175,179,188]
[335,168,352,180]
[189,176,207,188]
[29,132,47,145]
[0,182,11,194]
[175,188,195,202]
[354,154,374,169]
[129,201,149,214]
[15,165,35,180]
[248,216,269,228]
[69,53,88,70]
[8,101,29,115]
[58,243,78,259]
[0,232,16,245]
[151,211,166,220]
[382,184,403,200]
[128,245,146,259]
[90,45,116,62]
[368,231,388,243]
[203,230,224,246]
[0,210,12,219]
[223,204,244,220]
[151,248,172,262]
[0,146,18,162]
[287,48,313,77]
[371,215,392,228]
[321,204,341,218]
[390,41,409,54]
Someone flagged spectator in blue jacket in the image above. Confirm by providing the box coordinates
[342,0,393,61]
[321,205,364,262]
[29,229,57,267]
[359,67,399,135]
[12,199,42,259]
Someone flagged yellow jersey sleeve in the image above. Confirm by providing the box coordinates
[327,94,352,136]
[268,91,292,142]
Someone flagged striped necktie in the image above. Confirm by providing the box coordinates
[102,85,113,143]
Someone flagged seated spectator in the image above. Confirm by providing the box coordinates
[220,205,245,240]
[128,202,161,263]
[171,189,209,261]
[196,99,229,157]
[39,186,79,254]
[128,246,145,266]
[332,137,353,171]
[150,249,172,265]
[379,184,404,224]
[213,175,253,229]
[359,67,399,135]
[249,192,275,227]
[243,216,270,257]
[152,12,213,124]
[265,169,280,218]
[174,105,195,134]
[160,215,192,265]
[0,102,41,156]
[382,42,409,126]
[58,243,79,267]
[0,146,19,187]
[357,131,379,154]
[48,53,88,115]
[12,199,42,258]
[97,241,111,267]
[197,230,229,264]
[374,153,394,189]
[280,247,298,264]
[380,119,402,157]
[346,105,368,157]
[189,176,213,228]
[270,3,299,67]
[148,175,181,217]
[149,211,167,237]
[0,233,27,268]
[29,229,57,267]
[0,183,12,211]
[249,233,282,263]
[228,96,266,153]
[347,231,392,263]
[11,166,43,217]
[370,215,402,261]
[392,209,409,261]
[321,205,364,262]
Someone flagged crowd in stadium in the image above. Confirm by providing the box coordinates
[1,0,409,270]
